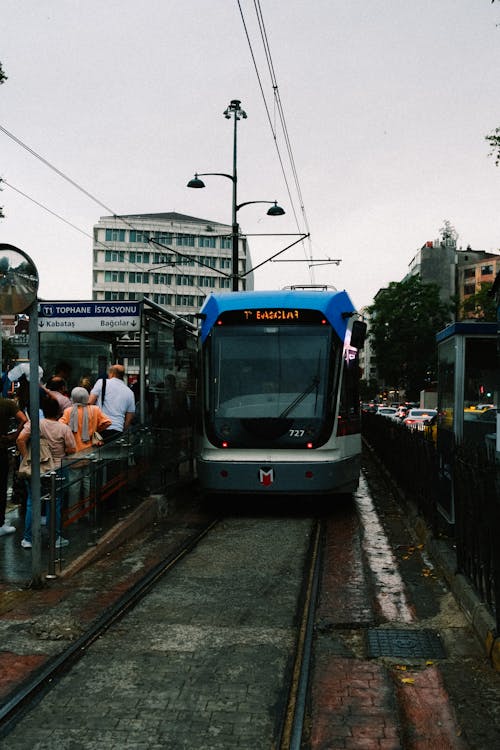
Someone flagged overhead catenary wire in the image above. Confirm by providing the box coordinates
[236,0,316,275]
[0,124,118,218]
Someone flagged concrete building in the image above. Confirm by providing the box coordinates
[92,211,252,316]
[406,237,457,306]
[406,237,499,318]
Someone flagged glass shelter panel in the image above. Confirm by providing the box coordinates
[462,337,498,449]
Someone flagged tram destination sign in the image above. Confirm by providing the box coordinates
[38,301,141,332]
[219,308,326,325]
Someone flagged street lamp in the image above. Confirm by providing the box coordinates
[187,99,285,291]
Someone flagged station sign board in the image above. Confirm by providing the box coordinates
[38,301,141,332]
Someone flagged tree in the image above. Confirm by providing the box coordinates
[486,127,500,166]
[460,282,497,321]
[367,276,453,401]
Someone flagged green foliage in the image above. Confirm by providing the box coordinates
[485,127,500,166]
[359,378,379,401]
[367,276,453,401]
[460,282,497,321]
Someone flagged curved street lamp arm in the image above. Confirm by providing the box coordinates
[195,172,235,183]
[236,200,277,212]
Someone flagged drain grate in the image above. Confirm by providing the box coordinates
[366,628,446,659]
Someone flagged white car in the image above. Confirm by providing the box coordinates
[403,408,437,430]
[376,406,398,419]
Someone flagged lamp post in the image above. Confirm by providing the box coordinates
[187,99,285,291]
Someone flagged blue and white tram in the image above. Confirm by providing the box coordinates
[196,288,366,496]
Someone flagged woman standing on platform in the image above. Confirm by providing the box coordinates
[59,387,111,515]
[17,397,76,549]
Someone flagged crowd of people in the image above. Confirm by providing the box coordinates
[0,361,136,550]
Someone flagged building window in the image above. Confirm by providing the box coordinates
[153,293,173,305]
[128,292,137,300]
[481,264,493,276]
[105,229,125,242]
[464,268,476,279]
[199,236,216,248]
[463,284,476,296]
[105,250,125,262]
[199,255,217,268]
[129,272,150,284]
[220,237,232,249]
[176,234,195,247]
[153,273,173,285]
[105,291,125,300]
[179,256,195,266]
[104,271,125,283]
[177,275,194,286]
[152,232,173,244]
[176,294,195,306]
[219,278,231,289]
[129,251,150,264]
[199,276,216,288]
[219,258,231,269]
[129,230,150,243]
[153,252,174,265]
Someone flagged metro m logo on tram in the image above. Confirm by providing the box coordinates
[259,467,275,486]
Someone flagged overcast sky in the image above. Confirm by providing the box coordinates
[1,1,500,311]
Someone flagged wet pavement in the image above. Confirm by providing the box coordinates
[0,451,499,748]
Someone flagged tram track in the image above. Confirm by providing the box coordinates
[0,518,219,736]
[1,508,320,748]
[277,518,323,750]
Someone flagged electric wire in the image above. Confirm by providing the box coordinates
[253,1,312,244]
[236,1,317,278]
[1,178,108,250]
[0,124,117,217]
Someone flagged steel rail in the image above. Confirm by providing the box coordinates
[278,518,323,750]
[0,518,219,735]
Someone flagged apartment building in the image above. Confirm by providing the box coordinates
[92,211,252,316]
[456,247,500,308]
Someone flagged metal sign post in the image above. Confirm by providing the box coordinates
[0,244,40,585]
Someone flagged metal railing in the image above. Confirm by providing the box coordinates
[39,425,196,572]
[361,412,499,632]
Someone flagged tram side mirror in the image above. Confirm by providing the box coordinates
[173,319,188,351]
[350,320,367,350]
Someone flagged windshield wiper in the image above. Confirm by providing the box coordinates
[279,377,320,419]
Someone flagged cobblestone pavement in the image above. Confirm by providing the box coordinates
[1,516,313,749]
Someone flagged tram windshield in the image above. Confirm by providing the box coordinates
[205,324,339,447]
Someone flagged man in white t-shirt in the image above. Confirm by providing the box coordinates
[89,364,135,441]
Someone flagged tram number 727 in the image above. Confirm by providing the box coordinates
[289,429,305,437]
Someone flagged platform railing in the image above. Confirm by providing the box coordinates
[361,412,499,632]
[38,424,196,570]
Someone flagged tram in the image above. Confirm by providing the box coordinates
[196,287,366,496]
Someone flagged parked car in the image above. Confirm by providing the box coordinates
[403,408,437,430]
